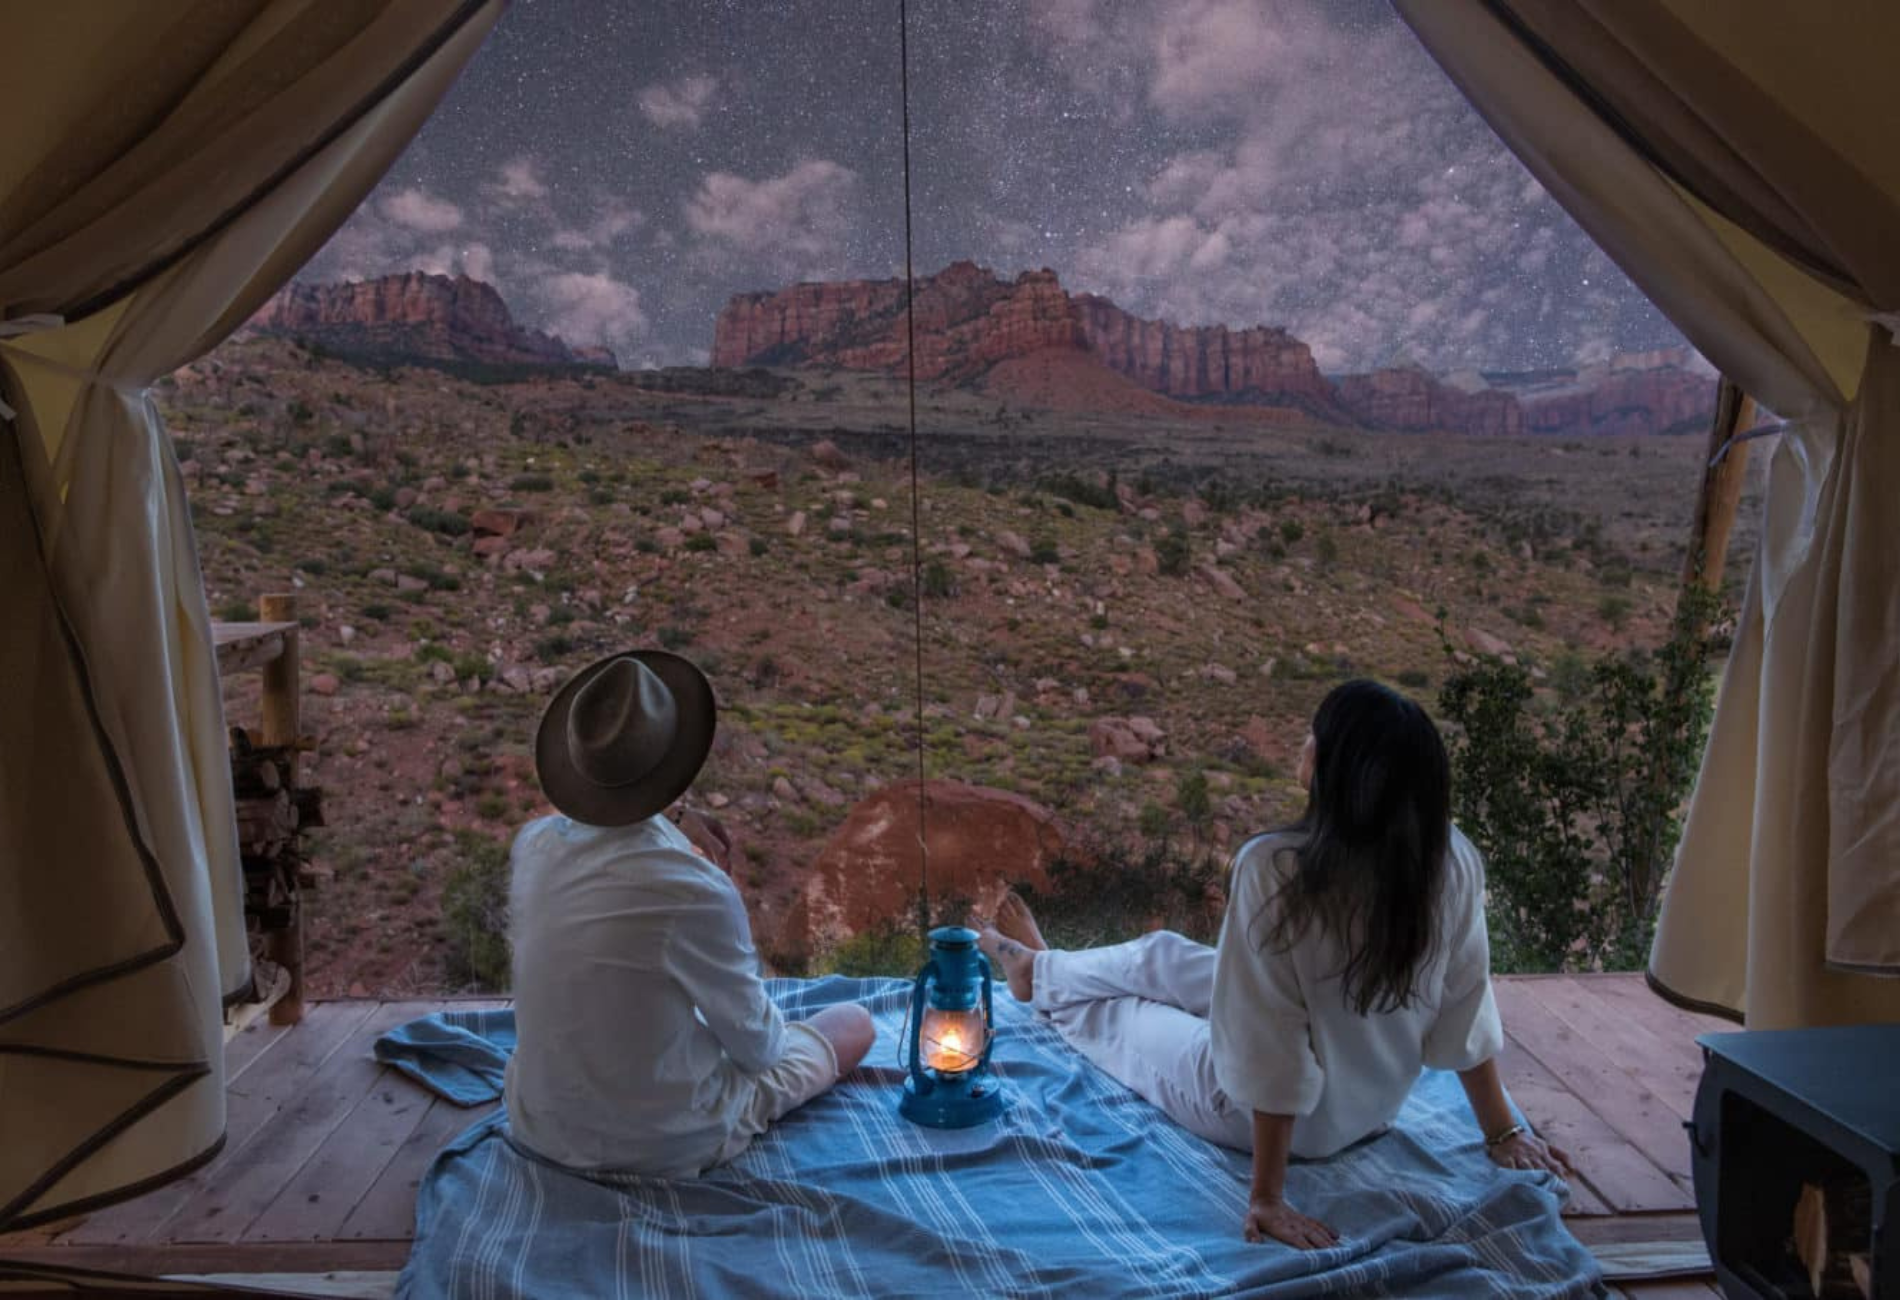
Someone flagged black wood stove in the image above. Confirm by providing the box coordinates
[1693,1024,1899,1298]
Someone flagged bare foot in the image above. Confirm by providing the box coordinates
[995,891,1048,952]
[975,925,1037,1003]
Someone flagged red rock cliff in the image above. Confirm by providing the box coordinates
[1516,362,1717,437]
[713,262,1337,409]
[1072,294,1339,413]
[249,272,613,368]
[712,261,1085,383]
[1335,367,1524,436]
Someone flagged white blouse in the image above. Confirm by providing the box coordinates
[1208,826,1504,1158]
[503,814,788,1176]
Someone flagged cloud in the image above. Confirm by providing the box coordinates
[489,156,549,203]
[638,73,720,129]
[1148,0,1294,120]
[533,271,649,352]
[551,197,644,252]
[380,187,464,233]
[685,160,860,274]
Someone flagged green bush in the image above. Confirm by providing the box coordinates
[217,599,258,622]
[1279,519,1305,545]
[1020,840,1224,952]
[510,473,555,493]
[409,506,471,537]
[442,830,511,991]
[922,559,955,599]
[1439,585,1722,973]
[1155,524,1191,577]
[684,532,717,553]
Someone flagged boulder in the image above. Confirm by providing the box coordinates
[775,780,1069,962]
[1465,627,1515,659]
[1199,564,1246,600]
[809,439,852,471]
[471,508,527,538]
[1089,716,1164,763]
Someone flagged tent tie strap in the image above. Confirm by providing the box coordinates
[1870,309,1900,347]
[0,315,146,422]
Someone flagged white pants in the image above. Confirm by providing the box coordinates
[1032,931,1253,1151]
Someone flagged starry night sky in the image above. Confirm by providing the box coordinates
[304,0,1689,373]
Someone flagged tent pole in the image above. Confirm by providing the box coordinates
[258,591,305,1025]
[1680,377,1755,599]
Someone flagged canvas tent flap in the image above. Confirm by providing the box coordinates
[0,0,504,1230]
[1396,0,1900,1024]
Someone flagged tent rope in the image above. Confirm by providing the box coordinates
[899,0,931,939]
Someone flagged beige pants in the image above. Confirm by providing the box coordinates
[1033,931,1254,1151]
[714,1020,841,1166]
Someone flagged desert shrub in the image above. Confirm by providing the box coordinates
[1315,531,1340,565]
[659,488,691,505]
[367,486,398,511]
[409,506,471,537]
[1040,471,1117,511]
[1029,536,1060,565]
[1439,585,1722,973]
[823,921,928,978]
[442,830,511,991]
[1155,524,1191,577]
[1598,594,1633,629]
[921,559,955,599]
[684,532,717,553]
[510,473,555,493]
[534,634,574,661]
[1174,768,1212,830]
[360,602,392,621]
[749,536,770,558]
[1020,840,1224,952]
[218,599,257,622]
[657,625,694,650]
[1279,519,1305,545]
[1396,668,1431,690]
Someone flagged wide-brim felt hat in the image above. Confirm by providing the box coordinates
[533,649,717,827]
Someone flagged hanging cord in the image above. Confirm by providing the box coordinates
[899,0,931,940]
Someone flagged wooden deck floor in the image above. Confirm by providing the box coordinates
[0,973,1730,1292]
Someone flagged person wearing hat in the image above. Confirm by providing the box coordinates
[503,650,876,1177]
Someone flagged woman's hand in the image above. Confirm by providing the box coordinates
[1243,1195,1339,1250]
[1487,1131,1572,1176]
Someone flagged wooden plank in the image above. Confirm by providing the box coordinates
[1566,1212,1704,1246]
[165,1003,433,1244]
[61,1002,380,1246]
[222,1009,293,1082]
[1514,978,1704,1123]
[336,1098,499,1242]
[1582,975,1735,1043]
[244,1073,434,1242]
[211,621,299,648]
[1497,1035,1693,1213]
[0,1241,411,1275]
[1615,1281,1719,1299]
[1494,981,1696,1185]
[337,1000,508,1243]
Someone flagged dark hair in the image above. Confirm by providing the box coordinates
[1259,679,1450,1016]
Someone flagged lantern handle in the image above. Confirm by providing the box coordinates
[905,959,938,1094]
[976,952,997,1072]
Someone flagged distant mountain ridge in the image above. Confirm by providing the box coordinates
[713,261,1717,438]
[248,272,617,370]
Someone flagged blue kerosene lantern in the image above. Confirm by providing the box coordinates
[899,925,1005,1128]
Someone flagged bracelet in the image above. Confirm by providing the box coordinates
[1484,1123,1527,1148]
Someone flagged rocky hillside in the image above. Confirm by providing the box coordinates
[713,261,1716,439]
[249,272,617,370]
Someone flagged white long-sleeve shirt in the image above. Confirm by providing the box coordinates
[1208,826,1504,1158]
[502,814,787,1175]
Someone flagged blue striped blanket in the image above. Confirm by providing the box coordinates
[389,977,1601,1298]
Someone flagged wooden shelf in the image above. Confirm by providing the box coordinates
[212,620,299,677]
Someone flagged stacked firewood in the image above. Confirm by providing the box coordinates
[1793,1178,1874,1299]
[229,726,323,975]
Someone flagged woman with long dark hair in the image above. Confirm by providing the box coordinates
[977,679,1568,1250]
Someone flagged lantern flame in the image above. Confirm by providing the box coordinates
[921,1008,985,1074]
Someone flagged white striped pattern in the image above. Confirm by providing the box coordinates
[397,978,1600,1298]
